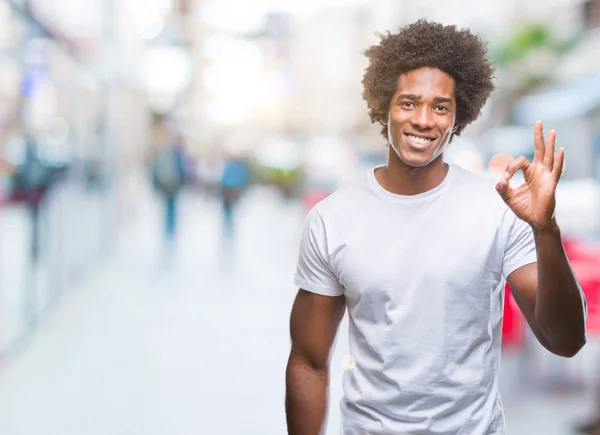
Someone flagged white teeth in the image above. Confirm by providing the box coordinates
[407,134,433,144]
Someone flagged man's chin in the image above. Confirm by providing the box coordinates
[401,159,431,169]
[397,152,435,168]
[391,146,443,169]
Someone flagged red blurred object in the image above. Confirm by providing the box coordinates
[502,283,525,349]
[564,238,600,334]
[302,188,331,212]
[502,237,600,349]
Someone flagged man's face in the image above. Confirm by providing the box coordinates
[386,67,457,168]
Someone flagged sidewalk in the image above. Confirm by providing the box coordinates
[0,182,116,355]
[0,186,595,435]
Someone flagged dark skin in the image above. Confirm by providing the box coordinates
[286,290,345,435]
[286,67,586,435]
[377,67,456,195]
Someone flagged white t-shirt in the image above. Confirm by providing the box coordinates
[294,164,537,435]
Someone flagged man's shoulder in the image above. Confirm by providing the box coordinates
[313,170,371,215]
[451,164,497,186]
[450,165,503,198]
[449,165,516,226]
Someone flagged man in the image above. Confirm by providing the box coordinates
[285,20,587,435]
[219,155,251,237]
[151,135,186,245]
[13,136,53,263]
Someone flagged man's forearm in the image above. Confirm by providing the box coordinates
[533,219,587,356]
[285,358,329,435]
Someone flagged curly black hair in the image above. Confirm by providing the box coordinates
[362,19,495,139]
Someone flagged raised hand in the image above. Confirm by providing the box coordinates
[495,120,565,231]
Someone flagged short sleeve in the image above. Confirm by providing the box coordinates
[502,214,537,278]
[294,207,344,296]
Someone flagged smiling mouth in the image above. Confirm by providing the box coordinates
[405,134,436,146]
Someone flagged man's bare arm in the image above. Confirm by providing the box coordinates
[286,290,346,435]
[498,123,586,358]
[508,225,587,358]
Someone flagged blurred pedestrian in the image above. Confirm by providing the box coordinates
[219,156,250,237]
[12,135,53,263]
[151,136,186,248]
[286,20,587,435]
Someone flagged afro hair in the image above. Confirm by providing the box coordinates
[362,19,495,139]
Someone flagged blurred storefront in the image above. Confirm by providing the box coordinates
[511,73,600,179]
[0,0,167,363]
[0,1,105,360]
[507,19,600,239]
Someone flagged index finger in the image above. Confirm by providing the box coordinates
[533,120,545,163]
[504,155,531,180]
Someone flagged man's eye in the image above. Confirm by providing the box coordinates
[435,106,448,111]
[401,102,415,108]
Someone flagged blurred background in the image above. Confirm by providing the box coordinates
[0,0,600,434]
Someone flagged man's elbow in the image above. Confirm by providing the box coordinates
[535,310,587,358]
[287,353,329,377]
[547,335,587,358]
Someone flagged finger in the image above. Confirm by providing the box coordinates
[552,147,565,182]
[543,129,556,170]
[533,120,545,163]
[496,177,513,204]
[503,155,531,181]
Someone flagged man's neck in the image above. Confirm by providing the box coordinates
[375,148,448,196]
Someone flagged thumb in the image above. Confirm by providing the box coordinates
[495,178,513,204]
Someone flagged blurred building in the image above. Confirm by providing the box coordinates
[286,8,372,138]
[0,0,199,360]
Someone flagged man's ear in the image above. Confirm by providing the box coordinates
[380,111,390,126]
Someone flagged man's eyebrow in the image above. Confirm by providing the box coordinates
[433,96,453,104]
[397,94,453,105]
[398,93,421,101]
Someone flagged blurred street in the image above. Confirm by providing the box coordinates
[2,0,600,433]
[0,184,597,435]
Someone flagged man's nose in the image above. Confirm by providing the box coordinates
[411,106,434,129]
